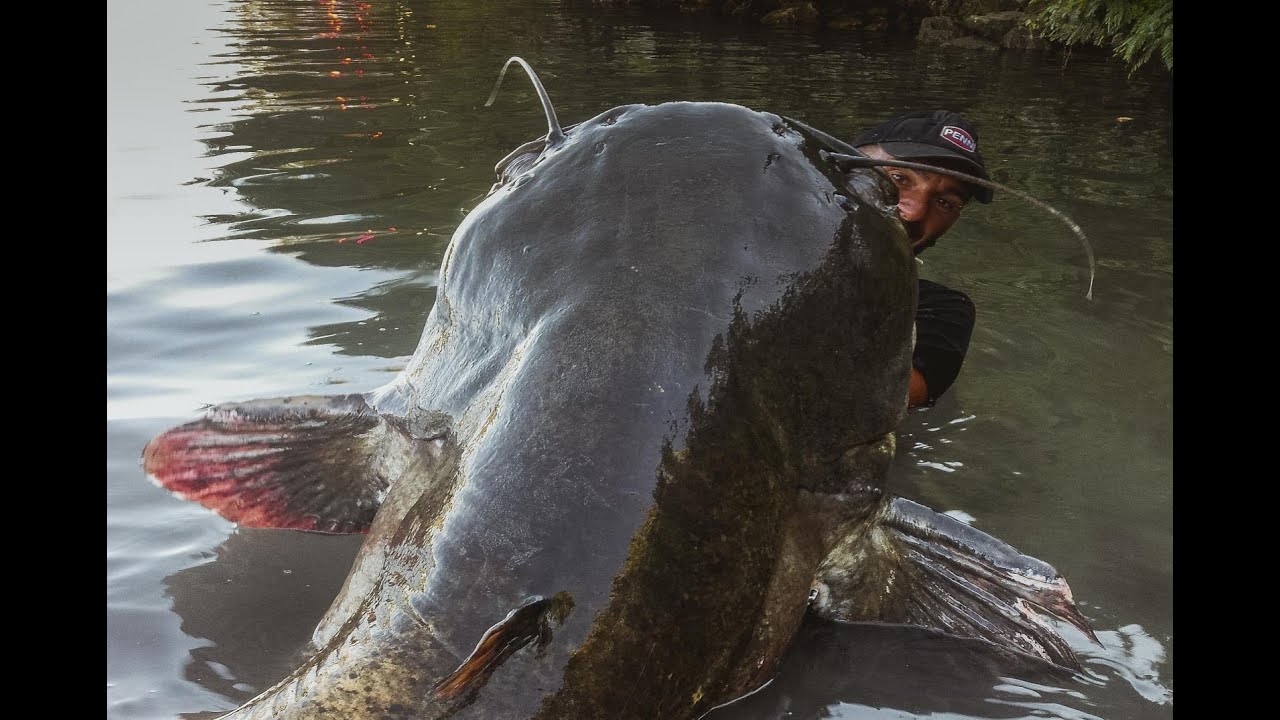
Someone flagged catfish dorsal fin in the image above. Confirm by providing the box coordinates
[484,56,565,149]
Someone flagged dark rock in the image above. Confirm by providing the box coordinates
[1002,24,1051,50]
[761,2,820,25]
[959,10,1029,40]
[936,0,1023,15]
[941,34,1000,50]
[826,15,866,30]
[917,16,962,44]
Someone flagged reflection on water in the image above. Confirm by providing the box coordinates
[1080,625,1172,707]
[706,618,1168,720]
[107,0,1171,718]
[164,530,363,706]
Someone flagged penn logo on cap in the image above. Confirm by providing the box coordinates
[850,110,994,202]
[940,125,976,153]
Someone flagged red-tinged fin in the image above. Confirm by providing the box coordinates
[814,496,1098,672]
[142,394,399,534]
[433,591,576,702]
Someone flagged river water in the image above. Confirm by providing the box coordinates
[107,1,1173,718]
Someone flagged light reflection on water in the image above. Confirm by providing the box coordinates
[107,1,1171,718]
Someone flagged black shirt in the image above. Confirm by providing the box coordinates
[913,279,975,405]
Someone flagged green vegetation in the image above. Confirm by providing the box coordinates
[1027,0,1173,74]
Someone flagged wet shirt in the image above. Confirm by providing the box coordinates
[914,279,975,405]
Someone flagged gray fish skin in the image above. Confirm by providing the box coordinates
[145,97,1091,720]
[349,100,909,720]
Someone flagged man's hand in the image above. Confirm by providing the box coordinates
[908,367,929,408]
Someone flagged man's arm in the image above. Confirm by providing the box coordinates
[910,279,975,407]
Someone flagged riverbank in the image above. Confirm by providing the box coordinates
[582,0,1169,75]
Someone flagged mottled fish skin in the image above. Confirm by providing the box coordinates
[145,67,1094,719]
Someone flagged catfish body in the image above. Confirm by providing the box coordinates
[145,89,1093,719]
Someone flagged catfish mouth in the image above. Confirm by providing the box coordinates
[491,134,559,189]
[489,118,590,192]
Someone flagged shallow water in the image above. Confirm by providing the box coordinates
[107,1,1172,718]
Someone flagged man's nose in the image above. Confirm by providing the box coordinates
[896,191,926,222]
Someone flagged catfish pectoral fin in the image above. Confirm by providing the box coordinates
[433,592,576,702]
[143,394,412,534]
[814,496,1096,671]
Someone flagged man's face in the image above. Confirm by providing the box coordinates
[861,146,971,254]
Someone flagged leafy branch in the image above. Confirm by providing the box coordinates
[1027,0,1173,74]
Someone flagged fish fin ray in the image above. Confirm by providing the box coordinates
[814,496,1095,671]
[432,592,575,702]
[142,394,400,534]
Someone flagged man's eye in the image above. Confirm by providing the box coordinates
[889,172,908,185]
[937,198,963,213]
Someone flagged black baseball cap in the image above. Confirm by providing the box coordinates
[853,110,993,203]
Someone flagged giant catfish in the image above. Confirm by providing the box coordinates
[143,58,1096,719]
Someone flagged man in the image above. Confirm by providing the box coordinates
[852,110,993,408]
